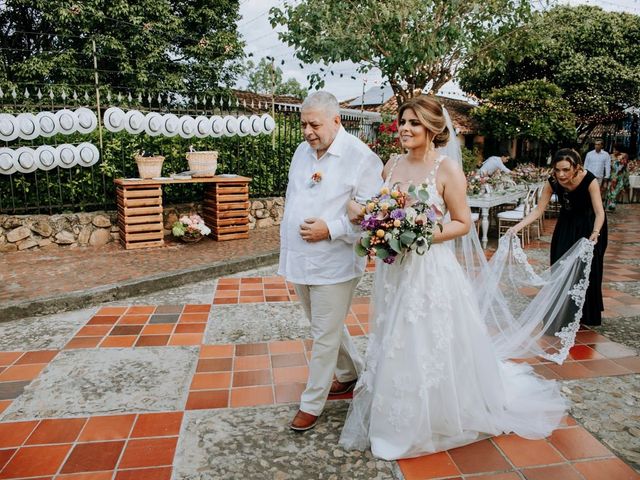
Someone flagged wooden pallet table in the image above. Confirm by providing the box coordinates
[114,176,252,249]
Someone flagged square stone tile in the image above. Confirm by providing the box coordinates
[205,303,310,344]
[174,402,395,479]
[149,314,180,324]
[0,308,96,351]
[1,347,198,421]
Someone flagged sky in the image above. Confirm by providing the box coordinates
[236,0,640,102]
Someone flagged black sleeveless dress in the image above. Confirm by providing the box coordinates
[550,171,608,326]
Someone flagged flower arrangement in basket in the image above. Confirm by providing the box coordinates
[355,184,442,264]
[172,214,211,243]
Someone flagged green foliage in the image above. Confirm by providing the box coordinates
[471,79,576,144]
[459,5,640,134]
[460,145,481,174]
[0,0,244,93]
[270,0,536,103]
[244,58,308,99]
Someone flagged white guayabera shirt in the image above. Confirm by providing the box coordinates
[278,125,383,285]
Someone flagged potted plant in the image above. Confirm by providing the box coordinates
[172,214,211,243]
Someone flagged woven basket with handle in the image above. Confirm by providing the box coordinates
[135,155,165,179]
[186,151,218,176]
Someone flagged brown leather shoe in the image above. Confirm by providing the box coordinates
[290,409,319,432]
[329,378,358,396]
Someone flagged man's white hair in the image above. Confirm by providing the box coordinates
[301,91,340,117]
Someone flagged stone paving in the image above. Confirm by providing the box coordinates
[0,205,638,479]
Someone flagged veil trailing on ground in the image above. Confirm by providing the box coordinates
[437,108,593,363]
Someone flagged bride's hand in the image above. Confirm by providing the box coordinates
[347,199,365,224]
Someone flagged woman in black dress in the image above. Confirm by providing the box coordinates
[508,148,607,325]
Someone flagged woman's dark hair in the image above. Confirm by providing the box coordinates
[552,148,582,168]
[613,143,627,154]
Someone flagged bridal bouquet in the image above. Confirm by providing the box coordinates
[355,184,442,264]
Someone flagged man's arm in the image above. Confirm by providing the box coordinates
[326,152,383,243]
[498,161,511,173]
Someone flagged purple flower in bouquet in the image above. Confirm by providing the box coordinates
[390,209,406,220]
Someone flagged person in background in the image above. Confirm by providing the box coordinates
[584,139,611,190]
[604,143,630,211]
[479,150,512,176]
[508,148,607,326]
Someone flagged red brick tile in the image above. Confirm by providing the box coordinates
[197,358,232,372]
[200,344,234,358]
[240,277,262,284]
[234,354,270,371]
[131,412,183,438]
[549,427,612,460]
[168,333,203,346]
[100,336,137,348]
[174,323,206,334]
[87,315,120,326]
[141,324,174,335]
[567,345,604,361]
[398,451,461,480]
[215,290,239,298]
[61,441,125,473]
[230,386,274,407]
[97,306,127,315]
[217,278,240,285]
[470,474,520,480]
[214,298,238,305]
[235,343,269,356]
[573,457,640,480]
[179,313,209,323]
[78,415,136,442]
[184,304,211,313]
[76,325,112,337]
[232,369,272,387]
[115,467,172,480]
[0,444,71,478]
[579,359,632,376]
[613,356,640,373]
[493,435,564,467]
[0,400,11,414]
[545,362,598,380]
[265,295,290,302]
[0,449,16,472]
[26,418,87,445]
[15,351,58,365]
[117,314,149,325]
[0,363,46,381]
[65,337,102,349]
[57,472,114,479]
[239,296,264,303]
[274,383,305,403]
[0,352,21,366]
[448,439,511,474]
[191,372,232,390]
[185,390,229,410]
[118,437,178,468]
[347,325,365,336]
[127,305,156,314]
[269,340,305,355]
[575,331,610,344]
[273,366,309,384]
[521,465,583,480]
[270,353,307,368]
[589,342,637,359]
[135,335,170,347]
[110,325,144,336]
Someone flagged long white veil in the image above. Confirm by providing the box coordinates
[438,107,593,363]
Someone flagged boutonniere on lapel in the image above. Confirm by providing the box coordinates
[309,171,323,188]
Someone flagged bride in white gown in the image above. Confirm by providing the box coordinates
[339,95,584,460]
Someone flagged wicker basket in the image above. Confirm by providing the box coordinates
[186,151,218,176]
[135,155,165,179]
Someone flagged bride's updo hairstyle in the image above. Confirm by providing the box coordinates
[398,95,450,148]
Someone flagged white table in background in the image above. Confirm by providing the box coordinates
[629,175,640,202]
[467,188,530,249]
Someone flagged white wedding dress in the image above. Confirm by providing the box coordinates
[339,155,569,460]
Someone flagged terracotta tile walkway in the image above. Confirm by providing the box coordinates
[0,205,638,478]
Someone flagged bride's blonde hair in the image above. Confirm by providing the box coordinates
[398,96,449,147]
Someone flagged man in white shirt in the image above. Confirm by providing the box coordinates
[279,91,383,431]
[479,151,512,176]
[584,140,611,187]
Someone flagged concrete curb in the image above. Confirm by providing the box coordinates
[0,251,279,323]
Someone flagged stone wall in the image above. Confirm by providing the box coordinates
[0,197,285,252]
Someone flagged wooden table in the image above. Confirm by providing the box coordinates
[467,187,530,249]
[114,176,252,249]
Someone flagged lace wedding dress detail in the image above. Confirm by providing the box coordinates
[340,153,593,460]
